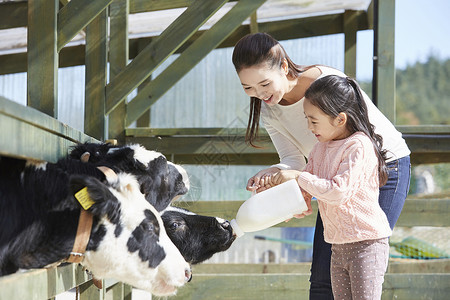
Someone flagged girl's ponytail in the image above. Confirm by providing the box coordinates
[347,77,389,186]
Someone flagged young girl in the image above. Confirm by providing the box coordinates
[268,75,392,299]
[232,32,410,299]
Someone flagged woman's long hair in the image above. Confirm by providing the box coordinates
[232,32,310,147]
[305,75,389,186]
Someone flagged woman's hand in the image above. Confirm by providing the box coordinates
[246,167,281,193]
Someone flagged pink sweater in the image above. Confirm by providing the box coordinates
[297,132,392,244]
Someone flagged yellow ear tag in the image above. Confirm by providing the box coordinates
[74,187,95,210]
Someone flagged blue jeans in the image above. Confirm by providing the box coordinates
[309,156,411,299]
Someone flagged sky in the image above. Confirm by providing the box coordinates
[356,0,450,80]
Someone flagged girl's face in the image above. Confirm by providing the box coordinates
[237,63,289,106]
[303,98,350,142]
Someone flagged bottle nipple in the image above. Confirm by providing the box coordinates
[230,219,245,238]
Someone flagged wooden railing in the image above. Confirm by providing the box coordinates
[0,264,132,300]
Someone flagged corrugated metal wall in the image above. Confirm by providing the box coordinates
[0,34,344,202]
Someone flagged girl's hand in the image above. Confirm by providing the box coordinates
[284,187,313,222]
[294,189,313,218]
[246,167,280,192]
[270,170,301,186]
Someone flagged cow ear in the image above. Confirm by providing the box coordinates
[80,152,90,162]
[69,175,121,224]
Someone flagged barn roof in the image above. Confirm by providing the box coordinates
[0,0,371,56]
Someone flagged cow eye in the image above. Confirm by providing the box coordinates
[140,222,154,231]
[171,222,182,229]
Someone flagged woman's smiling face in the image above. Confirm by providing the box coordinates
[237,63,288,106]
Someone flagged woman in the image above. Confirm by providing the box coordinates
[232,32,411,299]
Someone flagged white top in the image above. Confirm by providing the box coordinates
[261,66,410,171]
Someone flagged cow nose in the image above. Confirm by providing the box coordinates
[185,267,192,282]
[221,220,230,229]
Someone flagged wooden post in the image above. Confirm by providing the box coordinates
[85,8,108,140]
[27,0,58,117]
[344,10,358,78]
[136,39,152,128]
[373,0,396,122]
[108,0,129,143]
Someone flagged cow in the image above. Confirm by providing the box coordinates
[69,143,236,264]
[0,155,191,296]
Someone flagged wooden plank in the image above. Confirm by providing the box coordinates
[105,0,231,114]
[57,0,112,51]
[0,52,27,76]
[79,280,104,300]
[171,273,311,300]
[165,153,279,166]
[0,264,91,300]
[192,263,312,275]
[193,260,450,275]
[27,0,58,117]
[84,8,108,140]
[0,97,97,162]
[344,10,358,78]
[374,0,396,122]
[125,0,267,124]
[130,0,195,13]
[397,125,450,134]
[387,259,450,274]
[108,0,129,143]
[0,2,27,30]
[126,136,275,155]
[396,198,450,227]
[382,274,449,299]
[172,199,450,228]
[404,134,450,153]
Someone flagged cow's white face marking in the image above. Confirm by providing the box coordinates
[128,144,164,166]
[82,174,190,296]
[167,161,190,191]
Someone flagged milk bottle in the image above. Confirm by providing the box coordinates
[230,179,308,237]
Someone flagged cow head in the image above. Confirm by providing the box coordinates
[69,173,191,296]
[69,143,189,211]
[161,206,236,264]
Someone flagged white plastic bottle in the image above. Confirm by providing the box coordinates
[230,179,308,237]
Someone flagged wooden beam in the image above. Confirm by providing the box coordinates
[108,0,129,143]
[172,199,450,228]
[105,0,229,115]
[27,0,58,117]
[0,2,27,30]
[0,12,371,75]
[130,0,195,13]
[0,96,97,162]
[0,1,241,31]
[344,10,358,78]
[125,128,450,164]
[250,11,259,33]
[0,264,92,300]
[57,0,112,51]
[84,8,108,140]
[125,0,267,125]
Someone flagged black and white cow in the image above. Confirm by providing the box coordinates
[69,143,236,264]
[0,156,191,296]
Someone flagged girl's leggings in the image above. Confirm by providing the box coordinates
[331,238,389,300]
